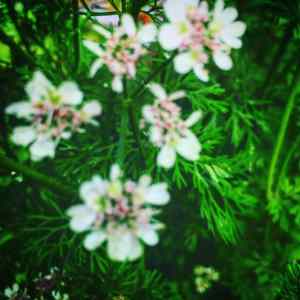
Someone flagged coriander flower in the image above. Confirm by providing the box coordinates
[67,164,170,261]
[4,283,19,299]
[208,0,246,70]
[194,265,220,294]
[84,14,157,93]
[158,0,246,80]
[141,83,202,169]
[52,291,70,300]
[6,71,102,161]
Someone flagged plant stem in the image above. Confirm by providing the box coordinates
[275,135,300,197]
[0,153,75,197]
[267,65,300,201]
[128,103,145,166]
[131,52,176,99]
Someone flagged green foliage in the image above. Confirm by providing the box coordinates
[1,0,300,299]
[278,262,300,300]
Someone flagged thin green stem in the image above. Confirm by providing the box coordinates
[267,68,300,201]
[0,153,75,197]
[275,135,300,197]
[128,103,145,166]
[131,52,176,99]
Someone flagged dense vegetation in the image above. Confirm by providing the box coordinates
[0,0,300,299]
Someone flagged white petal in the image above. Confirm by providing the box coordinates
[142,105,156,123]
[221,7,238,23]
[11,126,36,146]
[213,0,224,19]
[81,101,102,118]
[93,24,111,38]
[149,126,163,144]
[138,24,157,44]
[29,138,56,161]
[80,176,107,204]
[95,14,119,26]
[223,21,246,37]
[145,183,170,205]
[66,204,88,217]
[157,145,176,169]
[174,52,193,74]
[5,101,34,119]
[89,58,103,77]
[182,0,199,7]
[158,24,182,51]
[138,175,152,187]
[108,230,142,261]
[83,40,103,56]
[176,131,201,161]
[193,64,209,81]
[67,205,96,232]
[127,236,143,261]
[185,111,202,127]
[221,35,242,48]
[70,213,96,232]
[110,164,122,181]
[164,0,186,22]
[169,90,186,101]
[137,225,159,246]
[57,82,83,105]
[25,71,54,102]
[84,230,107,250]
[122,14,136,36]
[213,51,233,70]
[112,76,123,93]
[148,83,167,100]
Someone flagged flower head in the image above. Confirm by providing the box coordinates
[194,265,220,294]
[4,283,19,299]
[6,71,102,161]
[67,164,170,261]
[84,14,157,93]
[141,83,202,169]
[158,0,246,80]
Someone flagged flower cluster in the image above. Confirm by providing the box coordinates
[159,0,246,81]
[84,14,156,93]
[194,265,220,294]
[67,164,170,261]
[141,83,202,169]
[6,71,102,161]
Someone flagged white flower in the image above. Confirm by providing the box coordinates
[209,0,246,70]
[4,283,19,298]
[67,164,170,261]
[6,71,102,161]
[52,291,70,300]
[209,0,246,49]
[84,14,157,93]
[159,0,195,51]
[174,47,209,81]
[159,0,246,78]
[142,83,202,169]
[132,175,170,205]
